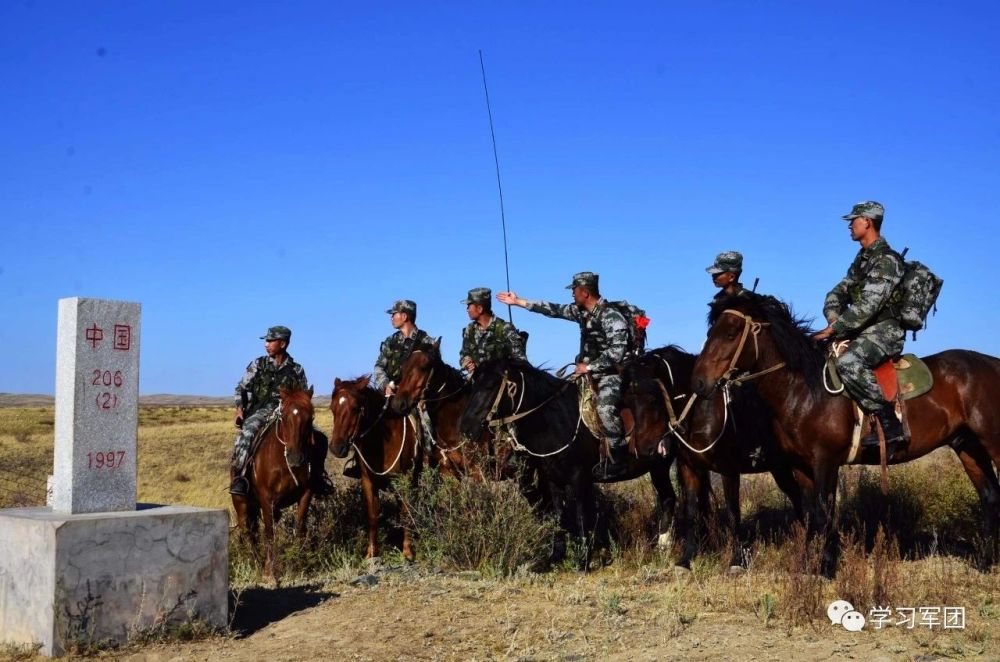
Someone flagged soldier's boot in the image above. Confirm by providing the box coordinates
[860,403,908,457]
[592,441,632,481]
[229,442,251,496]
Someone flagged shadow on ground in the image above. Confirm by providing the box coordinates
[230,584,339,637]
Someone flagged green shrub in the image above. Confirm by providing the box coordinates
[396,472,558,576]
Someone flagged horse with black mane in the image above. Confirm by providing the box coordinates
[621,345,811,569]
[458,357,676,569]
[329,375,423,560]
[231,386,328,582]
[690,293,1000,574]
[389,340,491,478]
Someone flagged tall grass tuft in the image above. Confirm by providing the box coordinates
[396,471,558,576]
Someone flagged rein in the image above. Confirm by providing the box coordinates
[484,369,581,458]
[273,400,312,487]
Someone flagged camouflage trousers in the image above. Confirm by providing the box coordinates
[595,374,625,449]
[232,405,276,472]
[834,323,905,413]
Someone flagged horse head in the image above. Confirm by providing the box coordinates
[277,385,315,468]
[621,346,696,458]
[392,338,442,415]
[689,294,820,446]
[457,357,512,444]
[329,375,375,459]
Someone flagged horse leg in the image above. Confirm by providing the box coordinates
[721,473,744,569]
[648,457,678,550]
[952,437,1000,568]
[400,462,422,562]
[676,462,709,569]
[261,500,278,584]
[810,461,840,578]
[294,491,312,539]
[547,477,569,564]
[360,472,381,559]
[573,474,595,572]
[771,465,807,523]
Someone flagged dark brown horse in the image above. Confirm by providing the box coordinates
[231,386,326,582]
[390,340,487,478]
[690,294,1000,574]
[621,345,811,568]
[459,358,678,569]
[329,375,422,560]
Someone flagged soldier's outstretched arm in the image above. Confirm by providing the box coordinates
[498,291,579,322]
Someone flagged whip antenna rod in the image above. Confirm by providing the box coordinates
[479,49,513,322]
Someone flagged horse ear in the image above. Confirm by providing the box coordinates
[434,336,442,350]
[356,374,371,389]
[307,385,314,397]
[278,385,288,397]
[334,377,342,389]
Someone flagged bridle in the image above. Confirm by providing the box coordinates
[273,399,313,487]
[481,368,581,458]
[711,309,787,389]
[656,309,786,456]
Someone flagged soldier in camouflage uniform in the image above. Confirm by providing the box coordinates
[459,287,526,374]
[498,272,632,480]
[812,201,907,456]
[373,300,438,395]
[706,251,752,301]
[342,300,437,479]
[230,325,312,496]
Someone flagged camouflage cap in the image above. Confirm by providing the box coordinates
[705,251,743,275]
[386,299,417,316]
[565,271,599,290]
[260,325,292,341]
[841,200,885,222]
[461,287,492,306]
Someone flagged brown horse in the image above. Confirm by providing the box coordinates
[690,294,1000,574]
[329,375,422,560]
[391,340,495,479]
[621,345,811,568]
[231,386,326,582]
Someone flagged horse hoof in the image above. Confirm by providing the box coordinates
[657,532,674,549]
[673,565,692,579]
[727,565,746,576]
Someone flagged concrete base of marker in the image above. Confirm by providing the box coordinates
[0,504,228,656]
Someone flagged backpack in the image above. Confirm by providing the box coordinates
[606,300,650,356]
[895,256,943,338]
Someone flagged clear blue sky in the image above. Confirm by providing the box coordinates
[3,2,998,396]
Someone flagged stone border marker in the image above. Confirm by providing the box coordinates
[52,297,140,514]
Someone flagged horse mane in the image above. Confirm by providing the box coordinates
[708,293,824,391]
[281,387,314,412]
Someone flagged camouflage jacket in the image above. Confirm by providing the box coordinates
[523,297,627,372]
[373,328,436,390]
[234,355,309,417]
[824,236,905,336]
[459,316,526,368]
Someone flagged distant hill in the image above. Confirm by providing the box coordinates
[0,393,331,408]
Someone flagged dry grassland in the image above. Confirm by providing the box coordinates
[0,405,998,660]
